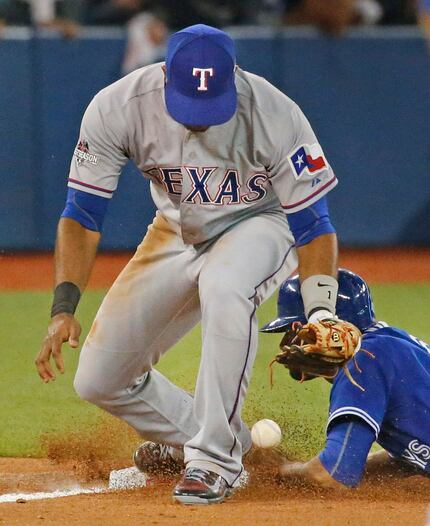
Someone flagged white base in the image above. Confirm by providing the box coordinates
[108,466,148,490]
[0,465,243,503]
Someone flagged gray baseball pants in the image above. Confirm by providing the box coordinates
[74,211,297,486]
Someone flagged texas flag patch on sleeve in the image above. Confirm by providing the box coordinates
[288,143,328,179]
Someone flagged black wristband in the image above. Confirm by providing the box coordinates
[51,282,81,318]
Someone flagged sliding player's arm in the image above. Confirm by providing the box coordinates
[279,416,374,488]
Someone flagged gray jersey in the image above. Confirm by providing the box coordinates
[68,63,337,244]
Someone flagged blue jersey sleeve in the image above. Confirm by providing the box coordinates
[328,341,395,437]
[319,417,374,487]
[286,196,336,247]
[61,188,109,232]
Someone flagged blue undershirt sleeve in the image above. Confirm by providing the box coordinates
[319,417,375,487]
[61,188,109,232]
[286,196,336,247]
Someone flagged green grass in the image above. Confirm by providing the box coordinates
[1,284,430,459]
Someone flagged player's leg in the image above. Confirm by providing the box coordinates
[184,212,298,487]
[73,212,202,448]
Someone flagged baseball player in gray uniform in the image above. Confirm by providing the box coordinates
[36,24,341,505]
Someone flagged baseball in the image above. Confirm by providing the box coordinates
[251,419,282,449]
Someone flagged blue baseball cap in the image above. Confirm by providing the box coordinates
[165,24,237,127]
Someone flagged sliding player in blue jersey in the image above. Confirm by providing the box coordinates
[261,269,430,488]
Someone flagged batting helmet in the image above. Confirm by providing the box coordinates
[261,269,376,333]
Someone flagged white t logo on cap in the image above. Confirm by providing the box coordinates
[192,67,214,91]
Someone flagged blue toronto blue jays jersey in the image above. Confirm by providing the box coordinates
[328,322,430,472]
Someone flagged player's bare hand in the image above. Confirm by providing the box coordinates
[279,458,346,489]
[35,314,81,383]
[278,460,307,480]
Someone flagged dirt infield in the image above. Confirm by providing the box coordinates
[1,248,429,290]
[0,457,429,526]
[1,423,429,525]
[1,420,428,524]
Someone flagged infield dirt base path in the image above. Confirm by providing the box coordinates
[1,248,430,290]
[0,458,428,526]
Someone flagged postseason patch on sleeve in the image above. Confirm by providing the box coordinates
[74,139,99,167]
[288,143,327,179]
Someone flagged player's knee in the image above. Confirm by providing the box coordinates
[74,368,129,409]
[199,283,251,314]
[73,371,122,408]
[199,271,251,306]
[73,374,103,404]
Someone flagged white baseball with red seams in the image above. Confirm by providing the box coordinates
[70,61,337,488]
[251,419,282,449]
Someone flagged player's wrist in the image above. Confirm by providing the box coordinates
[308,308,337,323]
[51,281,81,318]
[311,457,346,489]
[301,274,338,321]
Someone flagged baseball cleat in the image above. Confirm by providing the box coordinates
[133,441,184,474]
[172,468,233,505]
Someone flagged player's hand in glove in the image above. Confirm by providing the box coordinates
[270,319,368,390]
[35,314,81,382]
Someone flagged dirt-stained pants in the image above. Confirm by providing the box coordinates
[74,211,297,486]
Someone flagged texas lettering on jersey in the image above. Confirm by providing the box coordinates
[145,166,268,205]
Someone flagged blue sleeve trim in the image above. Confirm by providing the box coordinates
[286,196,336,247]
[319,417,374,487]
[327,407,380,437]
[61,188,109,232]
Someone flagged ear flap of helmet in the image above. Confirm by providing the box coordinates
[335,269,376,332]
